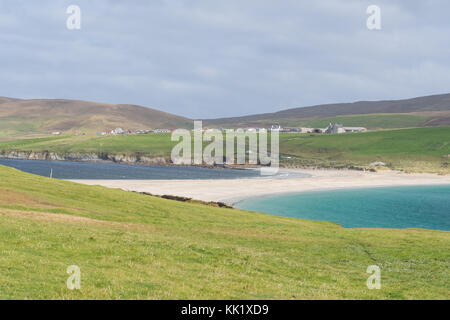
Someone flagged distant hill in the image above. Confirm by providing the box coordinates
[0,97,192,138]
[2,93,450,139]
[204,93,450,128]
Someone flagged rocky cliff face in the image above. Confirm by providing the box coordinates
[0,150,168,165]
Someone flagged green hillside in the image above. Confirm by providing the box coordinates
[0,134,176,157]
[206,113,435,129]
[280,126,450,173]
[0,127,449,173]
[2,94,450,140]
[0,165,448,299]
[303,114,428,129]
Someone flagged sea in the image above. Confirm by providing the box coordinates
[235,185,450,231]
[1,158,448,230]
[0,158,306,180]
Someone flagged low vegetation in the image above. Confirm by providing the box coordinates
[280,126,450,174]
[0,127,449,173]
[2,94,450,139]
[211,113,432,130]
[0,165,448,299]
[303,114,428,129]
[0,134,175,157]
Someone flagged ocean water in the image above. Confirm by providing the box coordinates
[236,185,450,230]
[0,158,307,180]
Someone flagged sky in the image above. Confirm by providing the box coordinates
[1,0,450,118]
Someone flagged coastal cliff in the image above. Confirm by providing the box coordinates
[0,150,378,171]
[0,150,168,165]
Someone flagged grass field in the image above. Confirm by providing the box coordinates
[236,113,430,129]
[303,114,428,129]
[0,127,449,173]
[280,126,450,173]
[0,134,176,157]
[0,165,448,299]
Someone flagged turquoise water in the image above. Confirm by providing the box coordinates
[235,185,450,231]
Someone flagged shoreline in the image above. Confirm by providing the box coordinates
[0,153,260,171]
[2,157,448,204]
[69,168,450,204]
[2,152,448,174]
[227,183,450,206]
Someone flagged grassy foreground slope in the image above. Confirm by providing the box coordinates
[0,127,449,173]
[0,165,449,299]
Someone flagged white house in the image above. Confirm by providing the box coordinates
[271,124,281,131]
[113,128,125,134]
[324,123,367,134]
[325,123,345,134]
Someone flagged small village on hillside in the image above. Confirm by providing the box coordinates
[269,124,367,134]
[53,123,367,137]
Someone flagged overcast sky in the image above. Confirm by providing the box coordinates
[1,0,449,118]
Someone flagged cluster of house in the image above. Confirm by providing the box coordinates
[54,123,366,137]
[269,124,367,134]
[96,128,173,135]
[194,124,366,134]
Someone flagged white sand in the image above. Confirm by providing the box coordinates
[69,169,450,204]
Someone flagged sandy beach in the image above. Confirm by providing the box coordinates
[69,169,450,204]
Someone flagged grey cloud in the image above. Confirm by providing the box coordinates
[0,0,449,118]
